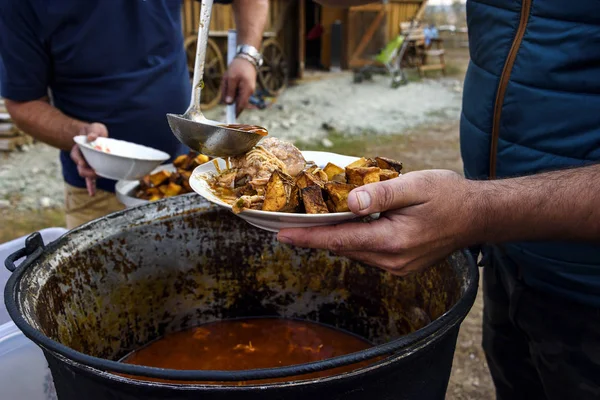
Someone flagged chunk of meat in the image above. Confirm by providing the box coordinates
[229,145,287,190]
[259,137,306,177]
[214,170,237,188]
[232,195,264,214]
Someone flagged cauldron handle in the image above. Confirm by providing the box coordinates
[4,232,45,273]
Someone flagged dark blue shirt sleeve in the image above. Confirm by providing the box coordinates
[0,1,50,101]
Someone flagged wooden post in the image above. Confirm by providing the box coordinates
[348,4,387,68]
[330,20,343,71]
[298,0,306,78]
[414,0,429,22]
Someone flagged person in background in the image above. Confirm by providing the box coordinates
[423,24,438,48]
[423,24,438,47]
[281,0,600,399]
[0,0,268,229]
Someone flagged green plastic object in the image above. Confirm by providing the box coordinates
[375,35,404,64]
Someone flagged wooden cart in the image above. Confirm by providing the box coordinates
[182,0,291,109]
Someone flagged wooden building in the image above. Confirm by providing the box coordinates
[182,0,427,107]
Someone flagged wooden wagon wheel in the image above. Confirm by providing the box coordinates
[184,36,225,110]
[258,38,288,96]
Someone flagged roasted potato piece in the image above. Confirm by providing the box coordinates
[375,157,403,173]
[158,182,183,197]
[331,173,346,183]
[345,157,377,169]
[180,170,192,181]
[148,194,163,202]
[149,170,171,187]
[181,156,198,170]
[296,171,325,189]
[324,182,356,212]
[145,187,160,196]
[195,154,210,165]
[135,189,150,200]
[304,166,328,182]
[173,154,189,168]
[262,171,301,212]
[379,169,400,181]
[137,151,205,201]
[139,175,152,189]
[169,172,185,186]
[314,169,328,182]
[346,167,381,186]
[301,185,329,214]
[323,162,345,181]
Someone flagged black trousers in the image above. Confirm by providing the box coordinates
[481,246,600,400]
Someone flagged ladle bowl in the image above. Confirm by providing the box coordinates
[166,0,265,158]
[167,113,264,157]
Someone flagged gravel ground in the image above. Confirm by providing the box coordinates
[209,73,464,141]
[0,144,63,211]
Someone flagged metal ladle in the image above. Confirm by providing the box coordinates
[166,0,266,158]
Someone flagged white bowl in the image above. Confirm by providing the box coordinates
[189,151,362,232]
[73,136,170,181]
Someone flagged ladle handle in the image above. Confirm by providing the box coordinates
[190,0,214,110]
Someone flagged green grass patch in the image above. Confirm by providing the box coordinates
[295,130,408,158]
[0,209,65,243]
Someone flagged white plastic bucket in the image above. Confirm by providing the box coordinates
[0,227,67,325]
[0,228,65,399]
[0,322,57,399]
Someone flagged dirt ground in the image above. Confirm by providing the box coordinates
[0,47,495,398]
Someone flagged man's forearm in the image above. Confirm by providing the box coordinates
[469,164,600,244]
[232,0,268,49]
[5,98,88,151]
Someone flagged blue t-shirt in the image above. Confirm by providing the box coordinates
[0,0,226,193]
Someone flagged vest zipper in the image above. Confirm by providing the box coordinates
[489,0,533,179]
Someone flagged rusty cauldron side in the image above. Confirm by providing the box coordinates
[4,194,478,400]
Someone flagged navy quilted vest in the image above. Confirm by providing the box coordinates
[460,0,600,306]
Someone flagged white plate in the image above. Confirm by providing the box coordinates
[74,136,170,181]
[189,151,361,232]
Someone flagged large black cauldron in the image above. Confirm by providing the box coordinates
[5,195,478,400]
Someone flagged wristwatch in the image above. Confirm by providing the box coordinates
[235,44,263,69]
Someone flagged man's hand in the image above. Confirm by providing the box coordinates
[222,57,257,116]
[278,163,600,275]
[69,123,108,197]
[277,170,476,276]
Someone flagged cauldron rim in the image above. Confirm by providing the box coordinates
[4,196,479,384]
